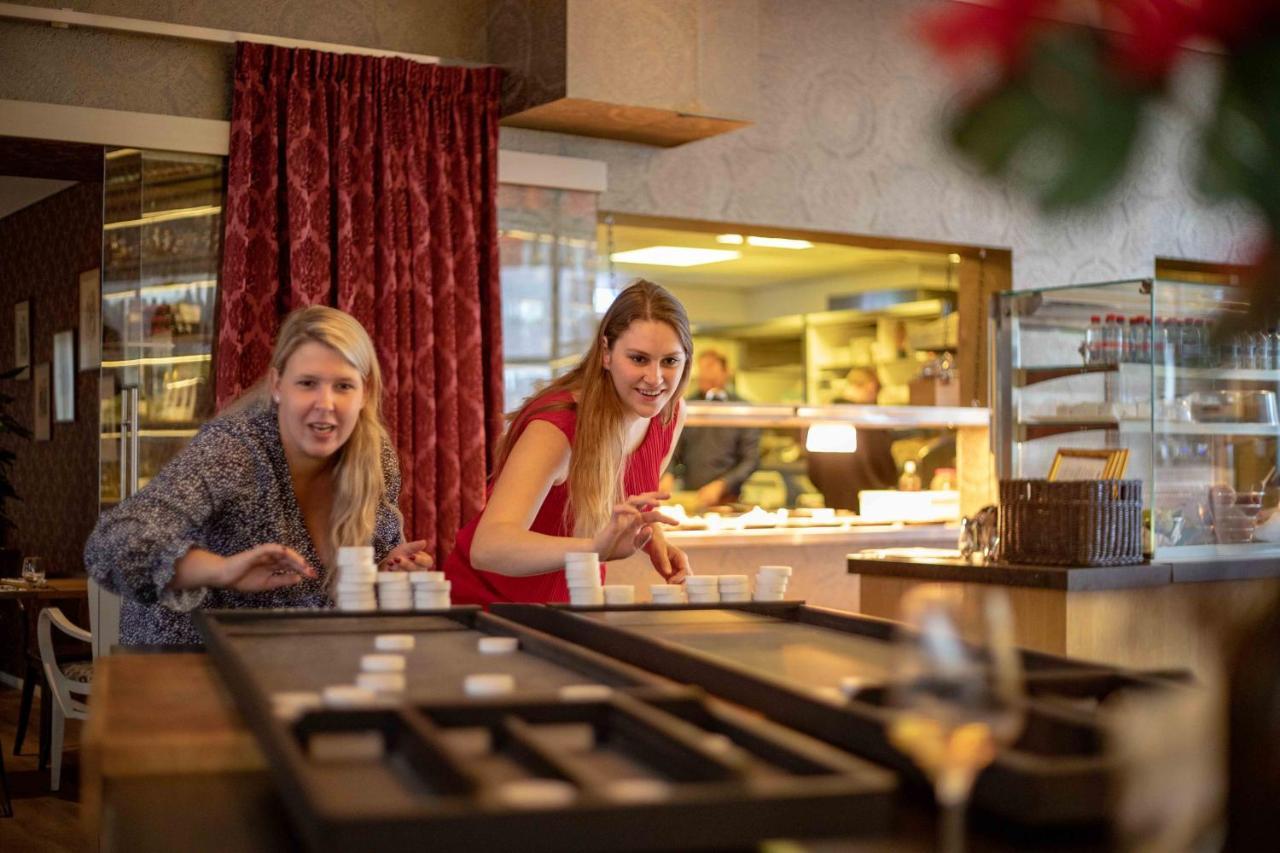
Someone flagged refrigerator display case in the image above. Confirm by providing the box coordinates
[993,278,1280,560]
[99,149,223,507]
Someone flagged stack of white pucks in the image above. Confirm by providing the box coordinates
[649,583,686,604]
[754,565,792,601]
[334,546,377,612]
[602,584,635,605]
[357,638,411,694]
[411,571,451,610]
[565,552,604,606]
[684,575,720,604]
[717,574,751,603]
[375,570,412,611]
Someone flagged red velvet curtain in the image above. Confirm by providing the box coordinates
[216,41,505,561]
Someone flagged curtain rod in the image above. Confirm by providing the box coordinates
[0,1,440,64]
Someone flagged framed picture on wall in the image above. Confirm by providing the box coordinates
[79,268,101,371]
[33,363,50,441]
[53,330,75,423]
[14,301,30,380]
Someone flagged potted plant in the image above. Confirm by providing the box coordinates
[0,365,32,577]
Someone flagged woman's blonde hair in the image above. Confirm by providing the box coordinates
[229,306,398,570]
[494,279,692,536]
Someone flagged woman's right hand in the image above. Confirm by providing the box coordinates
[591,492,680,561]
[217,544,316,592]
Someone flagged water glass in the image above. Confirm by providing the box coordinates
[888,587,1025,853]
[21,556,46,587]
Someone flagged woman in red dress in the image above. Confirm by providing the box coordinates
[445,279,692,605]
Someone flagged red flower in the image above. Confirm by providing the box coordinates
[1106,0,1280,85]
[918,0,1062,74]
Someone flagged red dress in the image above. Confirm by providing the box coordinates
[444,391,680,606]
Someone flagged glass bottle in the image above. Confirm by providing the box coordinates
[898,460,923,492]
[1083,315,1102,366]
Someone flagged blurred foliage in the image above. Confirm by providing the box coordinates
[0,365,32,547]
[921,0,1280,326]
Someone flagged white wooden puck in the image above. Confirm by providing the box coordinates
[360,654,406,673]
[464,673,515,698]
[478,636,519,655]
[374,634,415,651]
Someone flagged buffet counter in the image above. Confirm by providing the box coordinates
[606,522,960,613]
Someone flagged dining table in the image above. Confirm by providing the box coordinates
[0,576,91,771]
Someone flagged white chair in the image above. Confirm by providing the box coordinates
[37,608,92,791]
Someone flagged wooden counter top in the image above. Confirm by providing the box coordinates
[847,552,1280,591]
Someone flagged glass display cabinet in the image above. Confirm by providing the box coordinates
[993,278,1280,559]
[99,149,224,507]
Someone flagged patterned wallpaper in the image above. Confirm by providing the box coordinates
[0,182,103,576]
[495,0,1265,291]
[2,0,1261,289]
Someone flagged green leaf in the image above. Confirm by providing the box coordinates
[949,29,1144,212]
[1199,34,1280,226]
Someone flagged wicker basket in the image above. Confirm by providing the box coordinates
[998,479,1145,567]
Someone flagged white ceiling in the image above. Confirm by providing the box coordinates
[0,176,76,221]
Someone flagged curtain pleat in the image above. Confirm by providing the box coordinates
[217,41,504,562]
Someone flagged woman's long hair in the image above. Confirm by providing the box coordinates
[226,306,399,570]
[493,279,692,536]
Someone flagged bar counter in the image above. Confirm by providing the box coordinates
[607,522,960,613]
[848,552,1280,676]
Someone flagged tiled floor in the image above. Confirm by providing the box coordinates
[0,683,93,853]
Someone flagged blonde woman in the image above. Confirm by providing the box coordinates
[85,306,431,645]
[444,279,692,605]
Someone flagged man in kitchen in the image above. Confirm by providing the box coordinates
[661,348,760,508]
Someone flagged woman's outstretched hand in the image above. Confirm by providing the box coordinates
[218,544,316,592]
[646,534,691,584]
[591,491,680,561]
[380,540,434,572]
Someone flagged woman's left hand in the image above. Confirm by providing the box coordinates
[645,529,691,584]
[379,540,434,572]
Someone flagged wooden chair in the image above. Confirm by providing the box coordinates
[37,607,93,791]
[0,736,11,817]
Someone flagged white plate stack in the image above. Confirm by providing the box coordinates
[685,575,720,604]
[754,565,792,601]
[565,552,604,607]
[334,546,377,612]
[376,571,412,611]
[649,584,686,605]
[602,584,635,605]
[717,574,751,603]
[411,571,451,610]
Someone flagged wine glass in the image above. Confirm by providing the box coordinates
[21,556,46,587]
[886,587,1024,853]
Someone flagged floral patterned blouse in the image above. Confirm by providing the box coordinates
[84,401,403,646]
